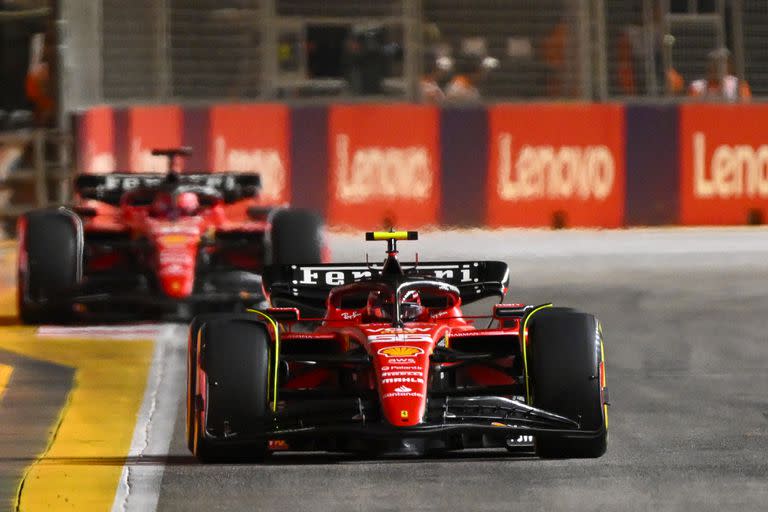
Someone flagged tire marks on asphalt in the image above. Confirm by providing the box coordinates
[0,330,154,511]
[0,349,75,511]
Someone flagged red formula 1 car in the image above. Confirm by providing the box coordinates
[187,231,609,461]
[17,148,323,323]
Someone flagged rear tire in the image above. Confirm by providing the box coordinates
[528,307,607,459]
[270,208,323,265]
[17,208,83,324]
[191,316,271,462]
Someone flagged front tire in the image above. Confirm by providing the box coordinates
[186,312,256,452]
[528,307,608,459]
[191,316,271,462]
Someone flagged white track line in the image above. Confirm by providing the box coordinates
[37,324,165,339]
[111,324,187,512]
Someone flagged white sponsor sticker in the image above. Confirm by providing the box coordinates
[381,377,424,384]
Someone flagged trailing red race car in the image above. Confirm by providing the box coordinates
[17,148,324,323]
[187,231,609,461]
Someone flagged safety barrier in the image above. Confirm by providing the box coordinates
[74,103,768,229]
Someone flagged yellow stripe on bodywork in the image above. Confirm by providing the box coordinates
[520,303,553,404]
[247,309,280,412]
[0,329,153,512]
[0,363,12,400]
[600,329,608,429]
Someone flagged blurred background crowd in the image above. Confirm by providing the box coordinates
[1,0,765,134]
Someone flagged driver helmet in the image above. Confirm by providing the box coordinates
[176,191,199,215]
[400,290,425,322]
[365,290,425,322]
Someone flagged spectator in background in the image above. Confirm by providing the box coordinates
[689,47,750,102]
[444,55,498,103]
[541,19,570,97]
[419,23,453,103]
[1,0,49,129]
[419,54,452,104]
[616,1,684,96]
[25,21,55,125]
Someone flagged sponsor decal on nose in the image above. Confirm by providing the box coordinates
[377,346,424,357]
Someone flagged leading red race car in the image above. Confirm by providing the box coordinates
[17,148,324,323]
[187,231,609,461]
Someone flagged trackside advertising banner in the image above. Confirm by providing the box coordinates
[327,105,441,229]
[76,106,115,173]
[208,104,291,204]
[486,104,625,228]
[121,105,183,172]
[679,104,768,225]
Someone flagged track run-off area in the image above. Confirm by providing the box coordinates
[0,229,767,511]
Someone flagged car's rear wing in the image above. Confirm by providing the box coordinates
[74,172,261,205]
[263,261,509,312]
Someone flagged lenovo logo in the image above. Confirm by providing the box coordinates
[84,141,116,174]
[692,132,768,199]
[496,133,615,201]
[213,137,286,201]
[131,138,170,173]
[334,134,433,203]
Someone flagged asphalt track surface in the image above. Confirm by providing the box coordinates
[2,229,768,511]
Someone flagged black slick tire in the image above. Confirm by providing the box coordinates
[186,312,255,452]
[270,208,323,265]
[191,316,271,462]
[17,208,82,324]
[528,307,608,459]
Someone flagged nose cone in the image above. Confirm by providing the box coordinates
[154,231,199,299]
[373,345,430,427]
[380,385,426,427]
[160,275,194,298]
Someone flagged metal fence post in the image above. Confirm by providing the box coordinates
[731,0,746,80]
[577,0,593,99]
[403,0,422,102]
[155,0,171,101]
[32,129,46,207]
[57,0,103,120]
[261,0,277,99]
[645,0,660,96]
[593,0,608,101]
